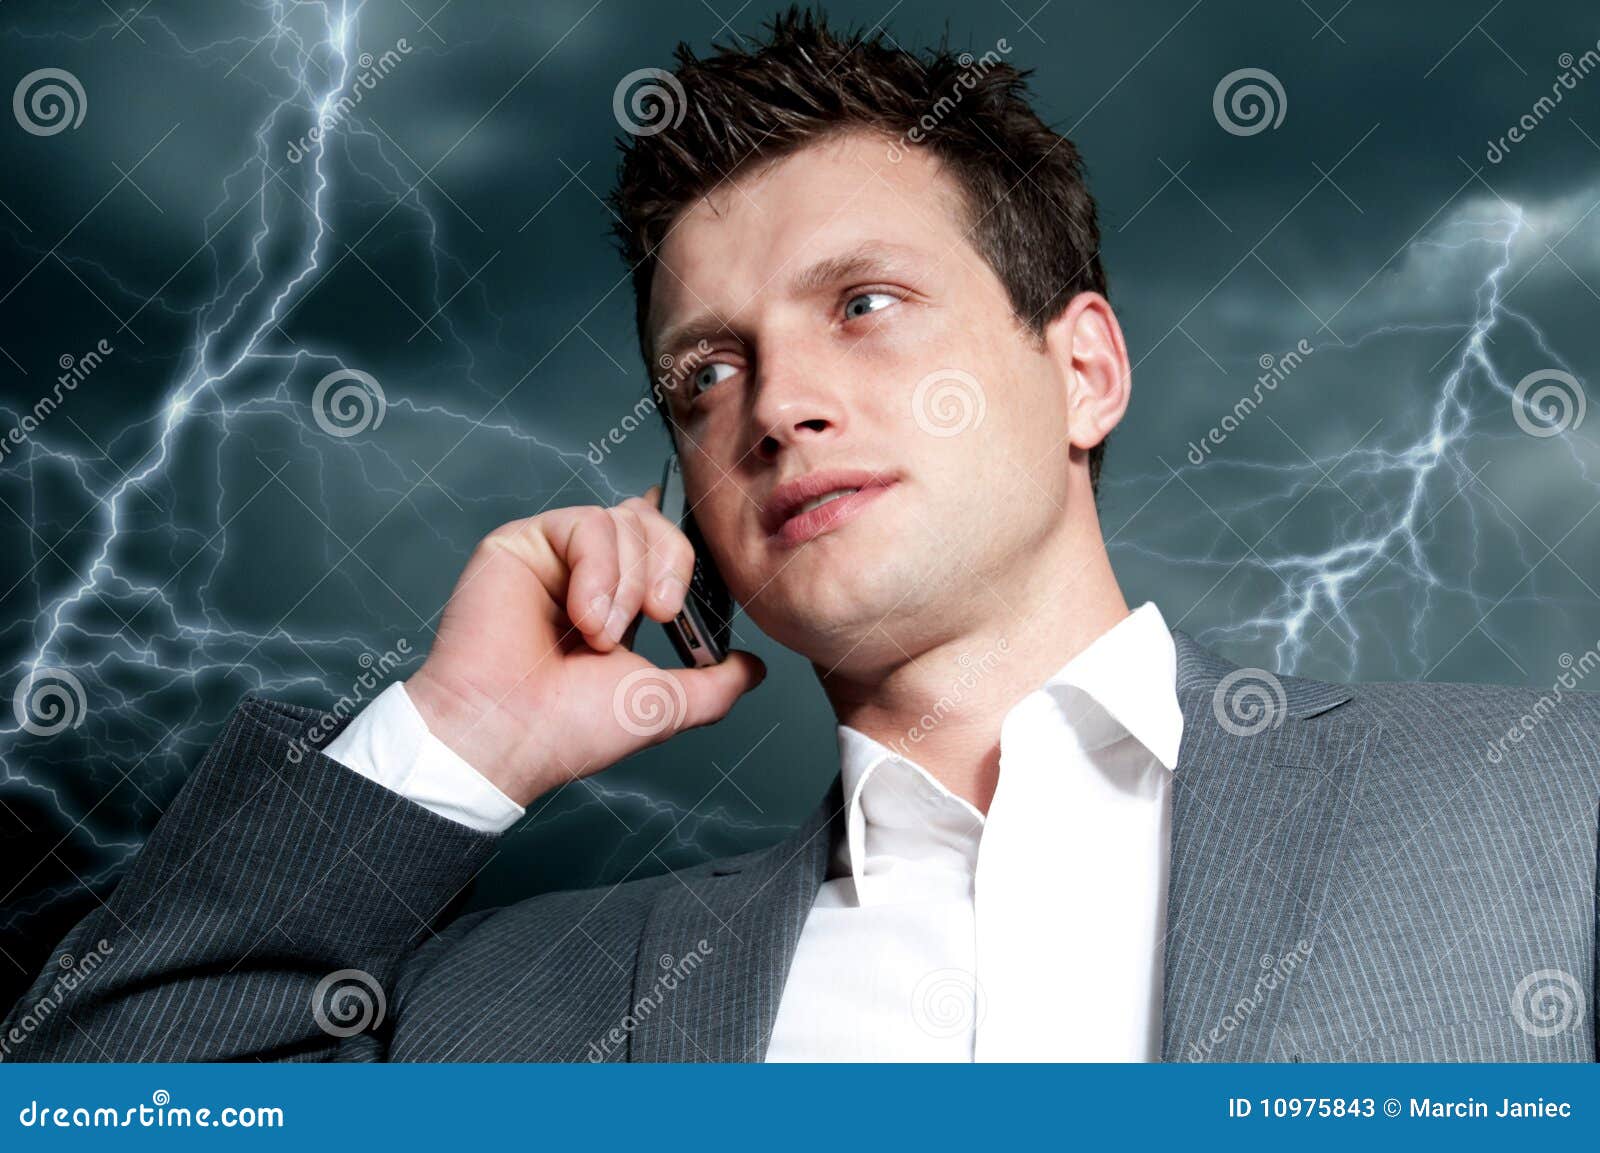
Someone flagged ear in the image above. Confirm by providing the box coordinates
[1041,292,1132,455]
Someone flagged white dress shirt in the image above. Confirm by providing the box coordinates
[765,601,1182,1061]
[326,602,1182,1060]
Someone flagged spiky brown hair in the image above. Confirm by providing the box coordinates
[609,6,1110,489]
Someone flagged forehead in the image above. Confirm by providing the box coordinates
[646,131,973,341]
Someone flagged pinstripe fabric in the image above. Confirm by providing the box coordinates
[4,633,1596,1062]
[1165,633,1599,1062]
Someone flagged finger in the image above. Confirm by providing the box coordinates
[560,508,622,645]
[601,506,650,647]
[634,507,695,623]
[669,650,767,730]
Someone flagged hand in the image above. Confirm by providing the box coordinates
[404,487,766,807]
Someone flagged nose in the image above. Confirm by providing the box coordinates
[749,354,845,463]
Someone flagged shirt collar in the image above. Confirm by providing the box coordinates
[830,602,1184,896]
[1035,601,1183,771]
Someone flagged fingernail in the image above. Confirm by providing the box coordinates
[588,594,612,630]
[604,603,631,642]
[655,575,686,607]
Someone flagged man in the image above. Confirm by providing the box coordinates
[5,10,1596,1063]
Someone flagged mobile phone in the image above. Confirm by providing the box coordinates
[657,455,733,667]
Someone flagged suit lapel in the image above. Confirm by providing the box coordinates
[1161,631,1377,1061]
[629,777,841,1062]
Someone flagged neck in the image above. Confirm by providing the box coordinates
[817,510,1130,814]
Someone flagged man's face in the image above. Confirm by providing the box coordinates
[648,130,1091,671]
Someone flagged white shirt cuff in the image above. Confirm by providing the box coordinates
[322,682,525,835]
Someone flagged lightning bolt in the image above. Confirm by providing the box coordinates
[0,2,783,939]
[1118,199,1595,679]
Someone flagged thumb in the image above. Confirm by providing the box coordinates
[672,650,767,729]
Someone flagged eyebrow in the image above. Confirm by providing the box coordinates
[649,240,925,364]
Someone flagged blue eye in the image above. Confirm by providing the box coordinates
[693,361,736,395]
[844,292,896,320]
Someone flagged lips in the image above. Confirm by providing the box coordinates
[763,468,896,547]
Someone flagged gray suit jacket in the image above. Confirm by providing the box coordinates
[5,632,1598,1062]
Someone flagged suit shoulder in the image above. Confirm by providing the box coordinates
[1351,677,1600,727]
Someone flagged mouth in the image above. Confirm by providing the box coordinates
[763,469,897,549]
